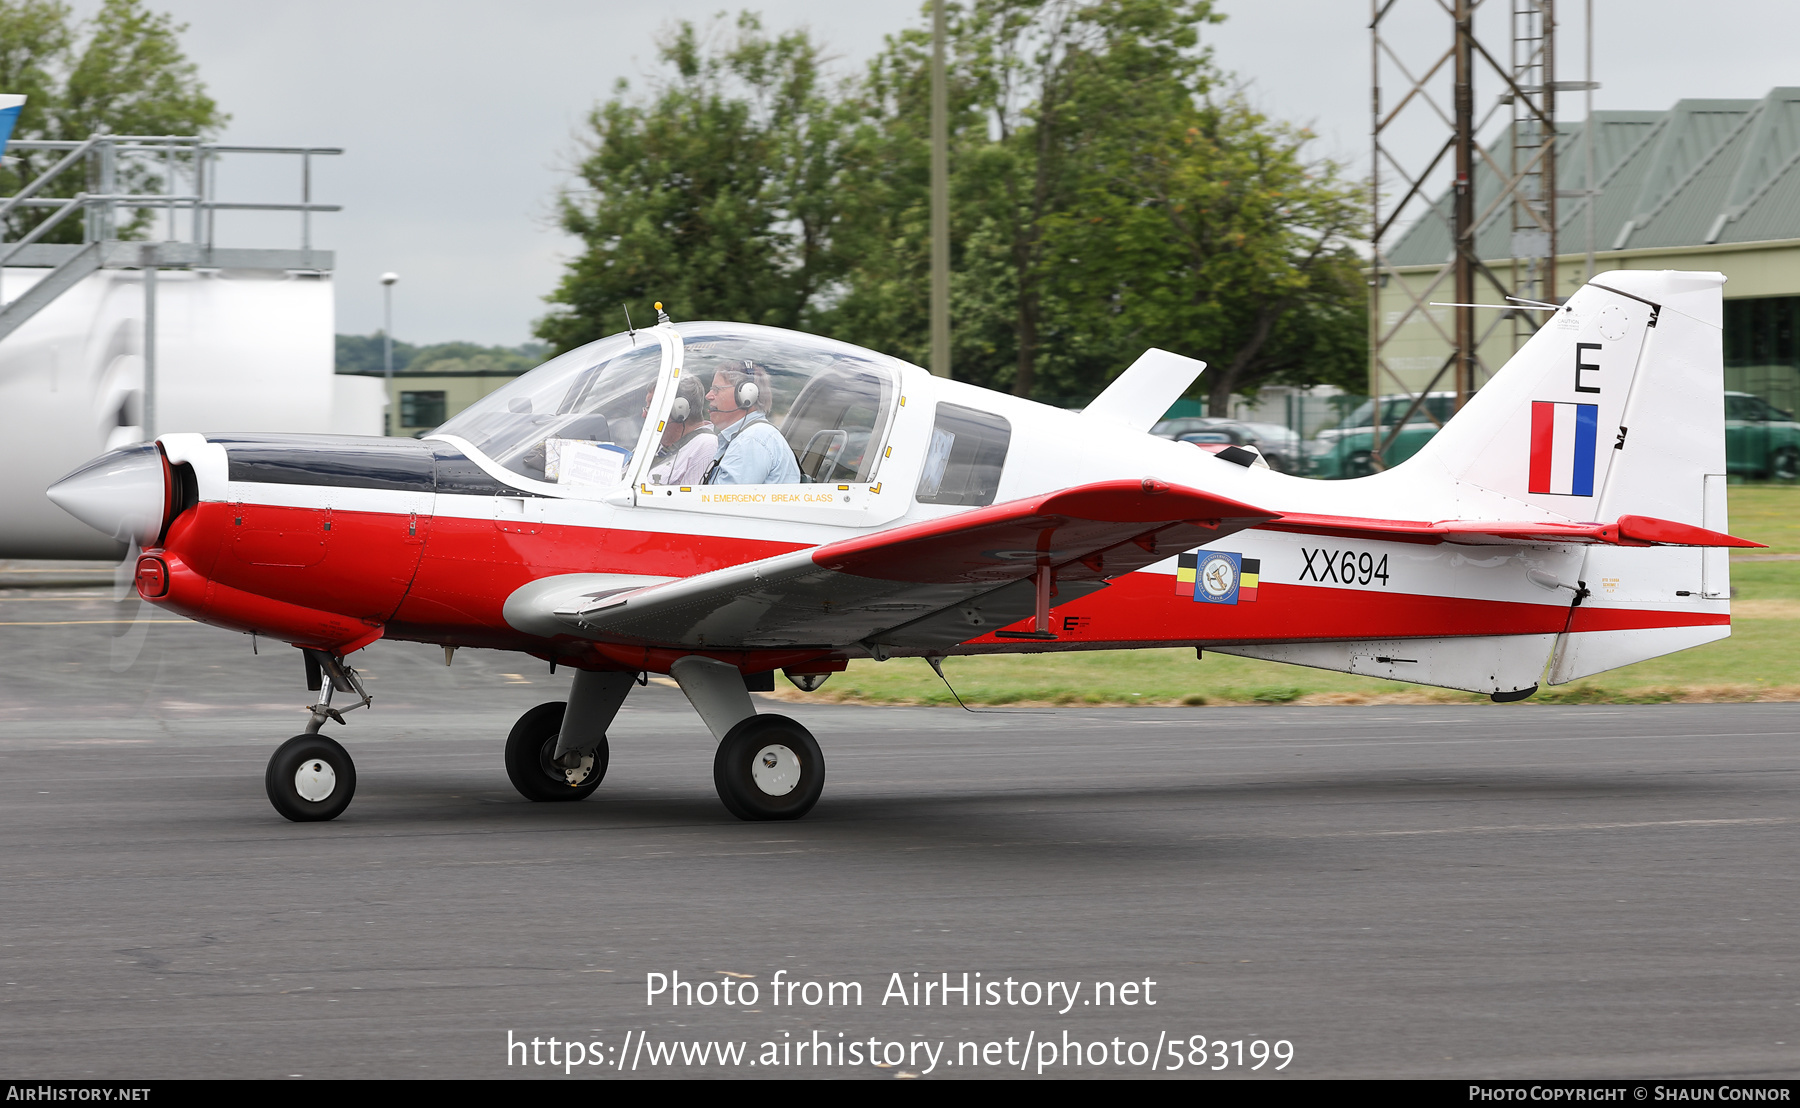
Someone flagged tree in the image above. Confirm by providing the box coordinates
[0,0,224,242]
[535,13,855,355]
[333,335,547,377]
[829,0,1224,402]
[540,3,1368,412]
[1044,96,1367,413]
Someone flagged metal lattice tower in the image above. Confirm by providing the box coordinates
[1368,0,1569,469]
[1508,0,1557,350]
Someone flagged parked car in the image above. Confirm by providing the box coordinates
[1307,393,1456,479]
[1152,416,1302,474]
[1307,389,1800,481]
[1725,391,1800,480]
[1150,416,1218,439]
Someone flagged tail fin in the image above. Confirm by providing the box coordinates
[1411,270,1731,683]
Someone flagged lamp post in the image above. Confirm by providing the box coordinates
[929,0,950,379]
[380,272,398,435]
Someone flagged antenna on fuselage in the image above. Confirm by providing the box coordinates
[655,300,671,325]
[622,303,636,345]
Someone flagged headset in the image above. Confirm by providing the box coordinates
[711,361,761,413]
[669,377,708,423]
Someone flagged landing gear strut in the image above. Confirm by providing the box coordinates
[265,649,370,822]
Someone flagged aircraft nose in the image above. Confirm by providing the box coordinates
[46,443,167,546]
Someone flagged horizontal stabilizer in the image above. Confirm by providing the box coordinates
[1260,511,1762,549]
[1081,349,1206,433]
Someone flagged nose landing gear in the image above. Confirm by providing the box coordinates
[265,648,370,823]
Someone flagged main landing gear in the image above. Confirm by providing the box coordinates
[671,656,824,821]
[265,649,370,822]
[501,658,825,820]
[712,715,825,821]
[502,669,631,802]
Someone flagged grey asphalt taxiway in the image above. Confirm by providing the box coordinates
[1,586,1796,1079]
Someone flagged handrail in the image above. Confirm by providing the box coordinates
[1,133,342,258]
[10,196,342,211]
[0,193,87,265]
[8,139,344,154]
[0,137,98,222]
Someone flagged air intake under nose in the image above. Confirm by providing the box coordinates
[45,442,167,547]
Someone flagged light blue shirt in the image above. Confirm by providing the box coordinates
[707,411,801,485]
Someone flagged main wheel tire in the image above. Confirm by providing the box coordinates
[712,714,824,821]
[266,733,357,822]
[504,701,608,802]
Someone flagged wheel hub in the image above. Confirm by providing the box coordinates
[560,751,595,787]
[294,758,337,802]
[750,743,801,796]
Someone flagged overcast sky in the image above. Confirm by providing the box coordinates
[69,0,1800,346]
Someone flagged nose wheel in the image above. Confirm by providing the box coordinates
[265,733,357,822]
[713,714,824,820]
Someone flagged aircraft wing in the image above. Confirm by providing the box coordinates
[530,479,1276,651]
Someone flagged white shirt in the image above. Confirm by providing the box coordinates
[648,426,719,485]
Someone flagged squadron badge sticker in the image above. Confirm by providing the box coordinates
[1176,551,1259,605]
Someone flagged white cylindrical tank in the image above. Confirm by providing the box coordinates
[1,265,362,558]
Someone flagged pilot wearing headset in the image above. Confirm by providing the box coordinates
[647,377,717,485]
[703,361,801,485]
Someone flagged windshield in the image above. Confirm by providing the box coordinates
[432,333,664,485]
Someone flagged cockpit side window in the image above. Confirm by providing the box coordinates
[655,326,899,487]
[780,368,891,483]
[915,403,1010,506]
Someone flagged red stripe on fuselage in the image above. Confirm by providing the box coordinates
[151,501,1728,658]
[157,500,808,649]
[389,511,807,646]
[972,572,1726,647]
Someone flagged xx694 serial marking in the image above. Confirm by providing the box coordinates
[1298,547,1391,587]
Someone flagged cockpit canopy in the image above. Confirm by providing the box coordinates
[432,322,906,490]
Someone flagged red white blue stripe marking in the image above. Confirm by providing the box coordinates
[1529,401,1598,496]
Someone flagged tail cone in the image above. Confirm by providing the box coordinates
[46,443,166,546]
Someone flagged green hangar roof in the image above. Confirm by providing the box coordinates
[1387,87,1800,265]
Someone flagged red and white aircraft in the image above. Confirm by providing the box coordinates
[47,271,1755,823]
